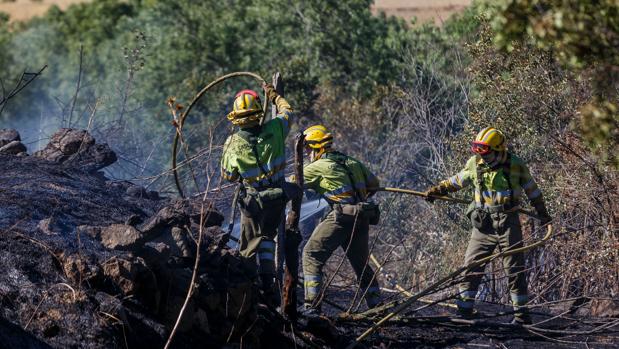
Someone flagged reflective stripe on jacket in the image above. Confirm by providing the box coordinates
[303,151,379,204]
[221,96,292,187]
[439,154,544,208]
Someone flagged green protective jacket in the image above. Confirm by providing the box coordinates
[439,154,545,209]
[303,151,379,204]
[221,96,292,188]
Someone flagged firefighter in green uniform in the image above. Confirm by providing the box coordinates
[221,85,299,301]
[425,127,551,324]
[300,125,382,315]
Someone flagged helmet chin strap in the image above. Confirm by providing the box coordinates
[481,150,507,168]
[310,147,327,162]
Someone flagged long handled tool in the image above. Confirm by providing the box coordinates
[373,187,540,220]
[226,183,242,244]
[281,133,304,321]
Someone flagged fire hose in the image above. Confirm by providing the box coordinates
[349,224,554,348]
[365,186,541,310]
[171,71,268,198]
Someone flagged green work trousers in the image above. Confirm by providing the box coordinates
[302,207,380,307]
[239,198,287,277]
[458,210,528,312]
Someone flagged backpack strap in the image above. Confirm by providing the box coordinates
[474,155,485,208]
[475,154,515,209]
[237,130,274,187]
[327,152,364,204]
[502,154,513,196]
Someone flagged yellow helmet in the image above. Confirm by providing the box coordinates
[303,124,333,149]
[226,89,263,127]
[471,127,507,155]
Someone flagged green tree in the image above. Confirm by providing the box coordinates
[487,0,619,166]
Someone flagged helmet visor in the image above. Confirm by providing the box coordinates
[471,141,491,155]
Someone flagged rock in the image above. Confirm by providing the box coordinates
[37,218,56,235]
[126,185,149,198]
[34,128,117,172]
[138,242,171,267]
[187,199,225,228]
[76,225,101,240]
[171,227,195,258]
[0,129,20,146]
[101,257,157,299]
[125,214,143,226]
[100,224,144,250]
[0,129,27,155]
[61,254,101,285]
[591,299,619,318]
[138,200,192,239]
[37,217,69,235]
[0,140,27,155]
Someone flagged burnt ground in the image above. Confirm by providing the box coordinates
[0,128,617,349]
[312,285,619,348]
[0,129,294,349]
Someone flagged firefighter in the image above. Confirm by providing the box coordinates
[221,84,299,303]
[425,127,551,324]
[300,125,381,315]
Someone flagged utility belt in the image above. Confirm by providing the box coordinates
[331,201,380,225]
[466,200,520,220]
[239,179,300,218]
[479,202,520,214]
[468,201,521,230]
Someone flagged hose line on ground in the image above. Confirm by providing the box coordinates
[172,72,267,197]
[346,224,554,348]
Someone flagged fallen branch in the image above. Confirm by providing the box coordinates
[346,224,554,348]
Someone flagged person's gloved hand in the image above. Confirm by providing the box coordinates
[262,83,278,102]
[425,184,447,203]
[534,202,552,225]
[539,213,552,225]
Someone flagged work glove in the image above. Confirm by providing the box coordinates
[425,184,448,203]
[533,202,552,225]
[262,83,278,103]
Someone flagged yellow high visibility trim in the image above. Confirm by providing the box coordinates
[481,129,497,143]
[475,127,493,143]
[242,163,286,184]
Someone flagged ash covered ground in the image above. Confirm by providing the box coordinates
[0,128,617,349]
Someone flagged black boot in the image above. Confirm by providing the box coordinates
[260,274,280,309]
[512,312,532,325]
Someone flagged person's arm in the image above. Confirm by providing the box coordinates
[520,163,551,223]
[360,162,380,197]
[427,157,475,197]
[264,83,293,135]
[302,162,323,191]
[220,138,240,182]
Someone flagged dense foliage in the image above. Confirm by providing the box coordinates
[488,0,619,166]
[0,0,417,180]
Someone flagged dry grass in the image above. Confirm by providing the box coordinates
[0,0,89,22]
[1,0,470,23]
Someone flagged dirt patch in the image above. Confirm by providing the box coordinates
[372,0,471,24]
